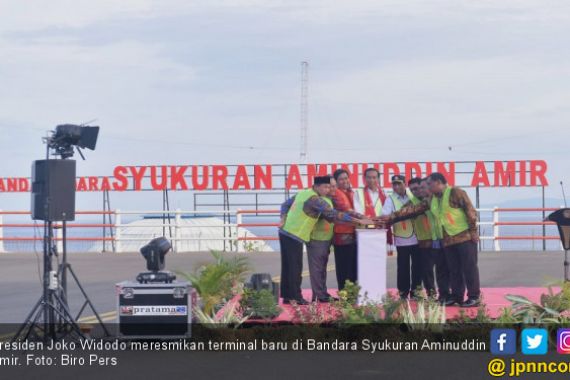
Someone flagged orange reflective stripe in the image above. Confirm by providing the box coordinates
[446,212,455,225]
[402,221,407,230]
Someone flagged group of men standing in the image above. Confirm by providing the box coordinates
[278,169,481,308]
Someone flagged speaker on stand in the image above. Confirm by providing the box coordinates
[13,124,108,343]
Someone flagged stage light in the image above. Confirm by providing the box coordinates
[137,237,176,283]
[140,237,172,271]
[546,208,570,281]
[49,124,99,159]
[53,124,99,150]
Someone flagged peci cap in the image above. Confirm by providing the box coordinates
[314,175,333,185]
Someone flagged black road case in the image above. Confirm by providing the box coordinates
[116,281,191,338]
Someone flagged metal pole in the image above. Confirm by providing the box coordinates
[542,186,546,251]
[47,221,56,340]
[102,192,106,252]
[236,209,242,252]
[284,164,290,199]
[108,193,115,252]
[174,208,181,253]
[61,219,67,304]
[162,190,166,237]
[43,220,49,342]
[300,61,309,161]
[223,190,230,252]
[163,188,172,239]
[115,209,122,253]
[476,186,481,251]
[564,249,568,281]
[493,207,500,251]
[0,210,4,253]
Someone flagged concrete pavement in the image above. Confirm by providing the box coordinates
[0,250,565,322]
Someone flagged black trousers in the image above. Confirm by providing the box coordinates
[396,244,422,298]
[279,232,304,300]
[419,247,436,296]
[419,247,450,299]
[444,240,481,302]
[333,242,357,290]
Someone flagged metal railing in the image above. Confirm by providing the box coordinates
[477,207,563,251]
[0,207,564,253]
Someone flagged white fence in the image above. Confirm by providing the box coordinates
[0,207,564,253]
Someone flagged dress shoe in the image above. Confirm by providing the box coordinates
[444,299,461,306]
[412,293,426,301]
[283,298,309,305]
[314,296,339,303]
[427,292,438,301]
[461,299,480,308]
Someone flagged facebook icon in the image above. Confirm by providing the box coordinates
[491,329,517,355]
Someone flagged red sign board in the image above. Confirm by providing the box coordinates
[0,160,549,192]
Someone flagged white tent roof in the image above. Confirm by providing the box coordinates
[90,217,273,253]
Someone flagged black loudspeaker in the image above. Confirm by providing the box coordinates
[245,273,280,301]
[31,160,76,221]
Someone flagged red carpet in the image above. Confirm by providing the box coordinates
[251,287,549,323]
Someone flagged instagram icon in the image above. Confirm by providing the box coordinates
[557,329,570,354]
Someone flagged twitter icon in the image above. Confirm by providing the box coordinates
[522,328,548,355]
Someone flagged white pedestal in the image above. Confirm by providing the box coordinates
[356,229,387,304]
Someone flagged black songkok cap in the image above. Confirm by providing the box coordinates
[314,175,332,185]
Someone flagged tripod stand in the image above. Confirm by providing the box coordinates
[13,131,108,343]
[58,221,109,334]
[13,219,110,343]
[13,221,82,342]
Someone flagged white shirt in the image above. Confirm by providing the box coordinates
[353,187,381,216]
[382,191,418,247]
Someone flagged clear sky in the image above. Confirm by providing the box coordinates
[1,0,569,209]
